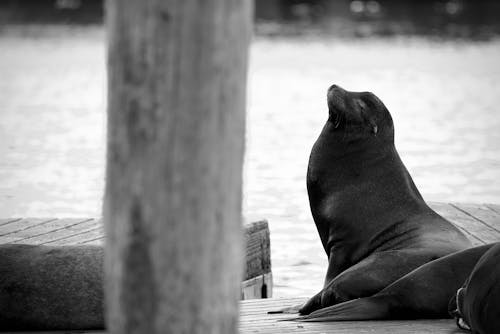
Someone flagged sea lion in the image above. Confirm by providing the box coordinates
[450,242,500,334]
[0,244,104,330]
[278,84,472,315]
[290,243,496,321]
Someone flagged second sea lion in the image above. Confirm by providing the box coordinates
[0,244,104,330]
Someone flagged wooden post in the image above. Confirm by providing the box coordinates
[104,1,252,333]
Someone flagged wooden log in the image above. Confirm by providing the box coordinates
[104,0,252,333]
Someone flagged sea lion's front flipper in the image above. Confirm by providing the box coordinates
[288,296,391,322]
[267,302,304,314]
[267,290,322,314]
[289,244,496,322]
[297,290,323,315]
[291,249,448,316]
[315,249,447,311]
[268,287,329,315]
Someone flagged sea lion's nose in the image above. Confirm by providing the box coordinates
[327,84,348,114]
[327,84,347,95]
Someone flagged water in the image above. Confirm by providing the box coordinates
[1,25,500,297]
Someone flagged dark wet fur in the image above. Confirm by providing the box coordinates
[0,244,104,330]
[293,84,472,317]
[291,244,496,322]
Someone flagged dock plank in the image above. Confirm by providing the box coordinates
[486,203,500,215]
[0,218,21,226]
[0,218,57,240]
[429,202,498,244]
[7,218,99,244]
[452,203,500,232]
[240,298,456,334]
[42,226,104,246]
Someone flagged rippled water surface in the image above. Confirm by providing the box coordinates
[1,26,499,297]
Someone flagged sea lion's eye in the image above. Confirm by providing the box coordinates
[356,99,367,111]
[362,95,377,109]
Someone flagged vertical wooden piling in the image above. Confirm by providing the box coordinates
[104,1,252,333]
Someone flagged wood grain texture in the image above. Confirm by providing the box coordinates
[0,218,21,226]
[244,219,271,280]
[429,202,498,245]
[11,219,98,244]
[452,203,500,232]
[0,218,56,238]
[104,0,252,333]
[486,203,500,215]
[239,298,456,334]
[43,226,104,245]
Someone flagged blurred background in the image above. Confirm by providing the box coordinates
[0,0,499,297]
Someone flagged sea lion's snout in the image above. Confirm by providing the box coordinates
[327,84,370,129]
[327,84,348,115]
[326,85,349,129]
[327,84,369,119]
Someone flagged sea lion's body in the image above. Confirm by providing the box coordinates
[295,243,496,321]
[452,242,500,334]
[298,85,471,314]
[0,244,104,330]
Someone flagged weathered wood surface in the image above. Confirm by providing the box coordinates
[244,219,272,280]
[239,298,457,334]
[429,202,500,245]
[1,202,497,247]
[105,0,252,332]
[243,219,273,299]
[0,218,105,245]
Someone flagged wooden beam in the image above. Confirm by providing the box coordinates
[244,219,271,280]
[242,219,272,299]
[104,0,252,333]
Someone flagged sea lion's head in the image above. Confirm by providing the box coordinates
[326,84,393,143]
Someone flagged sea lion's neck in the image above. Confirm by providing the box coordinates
[308,133,423,200]
[307,125,399,189]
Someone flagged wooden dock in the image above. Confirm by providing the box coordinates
[1,202,499,333]
[240,297,456,334]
